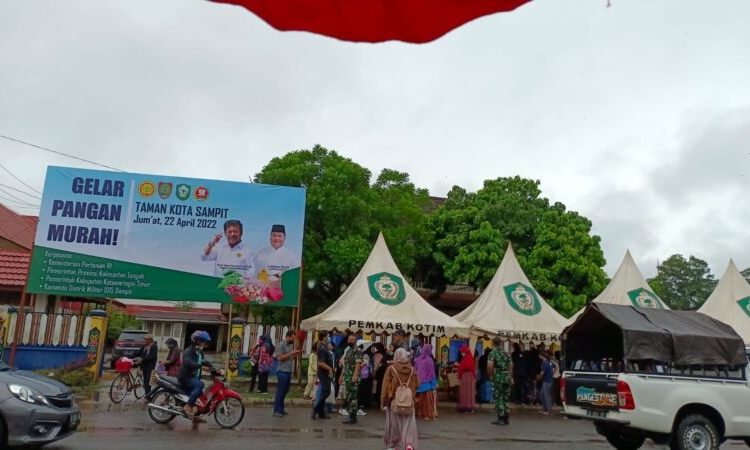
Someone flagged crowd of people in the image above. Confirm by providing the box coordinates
[127,328,561,450]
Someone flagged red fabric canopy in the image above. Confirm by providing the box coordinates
[213,0,532,44]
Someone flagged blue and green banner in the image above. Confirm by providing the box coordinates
[27,166,306,306]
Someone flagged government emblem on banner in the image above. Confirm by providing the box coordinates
[367,272,406,305]
[503,282,541,316]
[627,288,663,309]
[175,184,190,201]
[194,186,209,200]
[736,297,750,318]
[158,182,173,199]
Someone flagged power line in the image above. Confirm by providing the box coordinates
[0,163,42,195]
[0,182,41,200]
[0,196,39,209]
[0,187,37,206]
[0,134,125,172]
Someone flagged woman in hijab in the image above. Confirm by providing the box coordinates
[381,348,419,450]
[456,345,476,413]
[257,335,275,394]
[414,343,438,420]
[163,338,181,377]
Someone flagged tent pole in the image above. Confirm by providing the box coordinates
[294,263,304,386]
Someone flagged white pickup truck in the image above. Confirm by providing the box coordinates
[561,303,750,450]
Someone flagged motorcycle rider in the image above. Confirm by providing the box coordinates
[178,330,218,419]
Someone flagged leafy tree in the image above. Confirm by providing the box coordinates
[742,267,750,285]
[427,177,607,317]
[429,177,549,288]
[175,301,195,312]
[525,205,608,317]
[647,254,717,310]
[105,311,141,346]
[254,145,430,320]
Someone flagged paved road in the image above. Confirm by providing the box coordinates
[44,398,750,450]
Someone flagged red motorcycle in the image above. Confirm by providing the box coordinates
[147,370,245,428]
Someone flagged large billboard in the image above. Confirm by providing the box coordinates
[27,166,306,306]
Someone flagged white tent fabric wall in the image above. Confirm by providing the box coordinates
[697,259,750,345]
[299,232,470,338]
[566,250,669,325]
[453,243,568,346]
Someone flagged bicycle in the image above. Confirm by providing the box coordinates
[109,358,145,404]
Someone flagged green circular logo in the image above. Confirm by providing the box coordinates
[367,272,406,306]
[504,282,542,316]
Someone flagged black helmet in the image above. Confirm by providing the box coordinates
[165,338,178,348]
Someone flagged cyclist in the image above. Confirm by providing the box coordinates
[178,330,218,419]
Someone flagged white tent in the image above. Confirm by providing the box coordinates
[698,259,750,345]
[567,250,669,323]
[453,244,567,345]
[300,232,470,338]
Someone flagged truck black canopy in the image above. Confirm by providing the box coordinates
[563,303,746,366]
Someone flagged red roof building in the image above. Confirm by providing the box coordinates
[0,202,36,251]
[0,251,31,290]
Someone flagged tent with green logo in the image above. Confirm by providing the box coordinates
[299,232,470,338]
[697,259,750,345]
[566,250,670,324]
[452,244,568,346]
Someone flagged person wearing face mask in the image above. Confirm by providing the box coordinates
[178,330,217,420]
[340,332,363,424]
[273,330,301,417]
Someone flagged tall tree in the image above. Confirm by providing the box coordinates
[647,254,717,310]
[429,177,549,288]
[427,177,607,317]
[254,145,430,320]
[525,205,608,317]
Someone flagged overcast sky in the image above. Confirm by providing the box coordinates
[1,0,749,279]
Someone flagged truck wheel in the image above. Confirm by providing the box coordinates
[675,414,720,450]
[602,432,646,450]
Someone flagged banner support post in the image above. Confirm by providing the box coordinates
[225,303,233,374]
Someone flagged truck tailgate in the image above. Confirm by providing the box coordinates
[564,373,620,416]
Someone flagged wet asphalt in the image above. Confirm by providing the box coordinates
[41,392,750,450]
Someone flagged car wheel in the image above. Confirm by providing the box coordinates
[0,415,6,448]
[675,414,720,450]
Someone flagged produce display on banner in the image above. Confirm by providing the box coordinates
[26,166,306,306]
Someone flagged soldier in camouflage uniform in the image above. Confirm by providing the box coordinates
[488,336,512,425]
[340,332,363,424]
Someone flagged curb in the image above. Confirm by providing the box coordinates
[88,384,559,413]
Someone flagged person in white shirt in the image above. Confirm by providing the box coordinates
[254,224,298,287]
[201,219,254,278]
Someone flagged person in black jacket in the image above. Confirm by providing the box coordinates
[137,334,158,396]
[178,330,217,419]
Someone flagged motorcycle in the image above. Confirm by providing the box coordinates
[146,370,246,429]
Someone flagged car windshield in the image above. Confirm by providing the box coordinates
[119,332,147,341]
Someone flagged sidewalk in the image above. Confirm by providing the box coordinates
[93,372,559,413]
